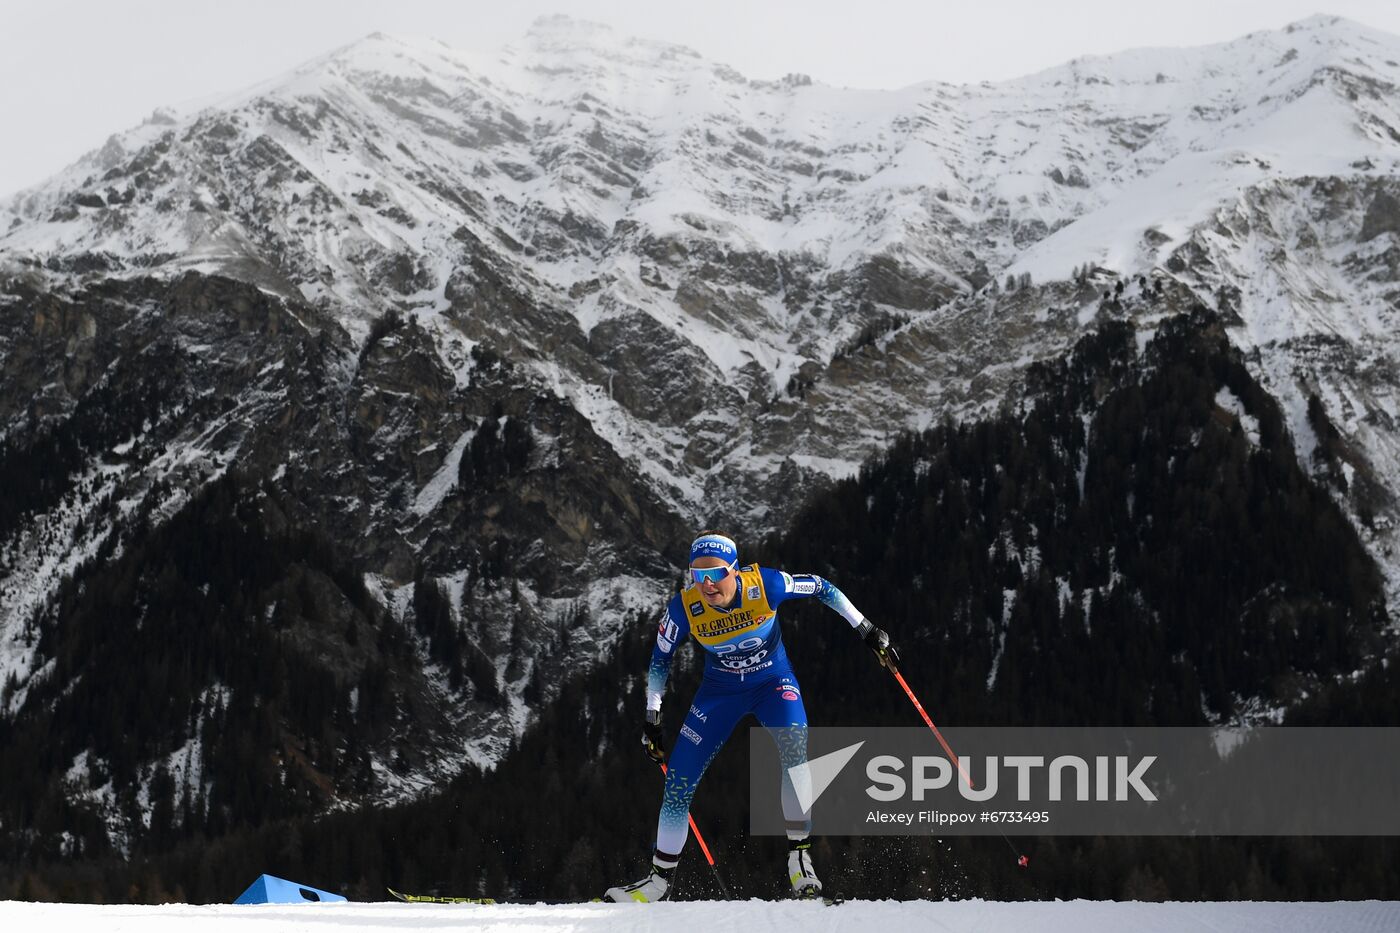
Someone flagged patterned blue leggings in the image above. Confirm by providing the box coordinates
[655,664,810,861]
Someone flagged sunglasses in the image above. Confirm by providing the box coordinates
[691,565,734,585]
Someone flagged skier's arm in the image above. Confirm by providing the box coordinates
[641,599,689,762]
[763,568,899,669]
[645,598,690,716]
[762,568,867,628]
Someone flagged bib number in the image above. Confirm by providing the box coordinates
[714,636,769,670]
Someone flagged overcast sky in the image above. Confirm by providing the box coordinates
[3,1,1399,197]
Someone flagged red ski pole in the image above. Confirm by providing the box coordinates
[891,668,976,788]
[888,666,1029,869]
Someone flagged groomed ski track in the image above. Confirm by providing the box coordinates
[3,898,1398,931]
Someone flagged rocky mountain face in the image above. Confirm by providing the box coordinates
[0,269,684,860]
[1,13,1399,855]
[11,308,1394,902]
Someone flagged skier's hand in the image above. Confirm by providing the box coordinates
[642,712,666,763]
[861,622,900,671]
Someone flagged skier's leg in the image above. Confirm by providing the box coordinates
[753,675,821,896]
[653,682,746,866]
[753,674,811,839]
[606,681,747,902]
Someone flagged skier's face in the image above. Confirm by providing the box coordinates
[691,556,738,606]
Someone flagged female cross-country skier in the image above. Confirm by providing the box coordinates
[604,531,898,902]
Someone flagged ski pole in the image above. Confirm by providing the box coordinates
[659,761,732,898]
[890,668,975,786]
[888,666,1030,869]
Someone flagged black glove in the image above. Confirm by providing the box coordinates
[860,621,900,671]
[641,711,665,763]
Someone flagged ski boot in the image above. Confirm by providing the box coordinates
[604,861,673,903]
[788,839,822,899]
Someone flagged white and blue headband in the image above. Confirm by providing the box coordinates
[689,533,738,567]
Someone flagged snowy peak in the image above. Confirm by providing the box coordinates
[3,16,1400,564]
[1021,14,1396,85]
[480,14,729,113]
[524,13,620,44]
[997,12,1400,285]
[1275,12,1399,51]
[521,13,703,64]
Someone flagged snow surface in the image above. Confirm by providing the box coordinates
[0,898,1396,932]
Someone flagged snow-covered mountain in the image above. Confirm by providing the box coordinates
[2,13,1399,843]
[5,14,1398,523]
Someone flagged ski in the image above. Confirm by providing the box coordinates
[386,886,497,905]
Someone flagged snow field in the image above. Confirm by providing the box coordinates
[1,898,1398,933]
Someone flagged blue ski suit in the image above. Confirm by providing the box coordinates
[646,565,867,861]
